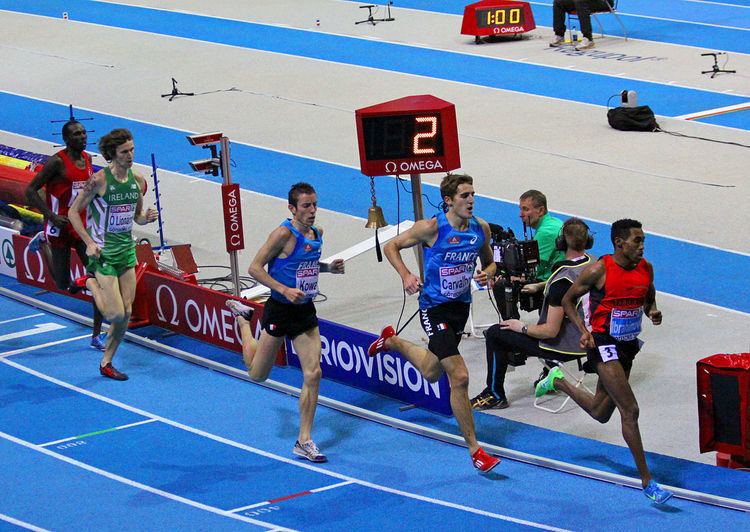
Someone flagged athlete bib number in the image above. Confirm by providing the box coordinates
[107,204,135,233]
[46,222,60,237]
[609,308,642,341]
[295,266,319,301]
[439,263,473,299]
[598,344,619,362]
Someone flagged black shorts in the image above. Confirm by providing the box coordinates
[49,237,87,290]
[586,332,641,372]
[261,297,318,339]
[419,300,470,360]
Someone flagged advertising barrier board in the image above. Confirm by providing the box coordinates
[12,233,91,301]
[143,272,284,364]
[287,319,452,415]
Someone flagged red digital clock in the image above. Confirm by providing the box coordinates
[355,95,460,177]
[461,0,536,43]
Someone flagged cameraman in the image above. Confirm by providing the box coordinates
[471,218,594,410]
[492,190,564,319]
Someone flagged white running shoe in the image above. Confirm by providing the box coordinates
[225,299,254,320]
[28,231,45,252]
[293,440,327,463]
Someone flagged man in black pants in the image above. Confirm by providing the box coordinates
[549,0,613,51]
[471,218,594,410]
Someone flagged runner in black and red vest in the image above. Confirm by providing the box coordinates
[538,218,673,504]
[26,120,106,350]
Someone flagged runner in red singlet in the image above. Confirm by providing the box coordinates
[538,218,673,504]
[25,120,105,349]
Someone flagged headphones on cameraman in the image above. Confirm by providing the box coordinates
[555,218,594,251]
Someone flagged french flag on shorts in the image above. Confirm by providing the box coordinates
[269,323,277,331]
[437,323,447,331]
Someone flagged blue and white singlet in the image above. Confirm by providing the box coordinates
[419,211,484,309]
[268,219,322,304]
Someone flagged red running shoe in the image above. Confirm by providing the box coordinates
[69,272,94,294]
[368,325,396,357]
[471,447,500,473]
[100,363,128,381]
[74,272,93,287]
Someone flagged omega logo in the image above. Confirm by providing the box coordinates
[155,284,179,325]
[384,160,444,174]
[22,246,45,283]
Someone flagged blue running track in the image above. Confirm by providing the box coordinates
[1,294,749,529]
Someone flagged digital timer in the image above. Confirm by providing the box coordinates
[476,6,525,28]
[461,0,536,42]
[355,95,460,177]
[361,114,445,161]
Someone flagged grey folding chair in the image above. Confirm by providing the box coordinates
[568,0,628,41]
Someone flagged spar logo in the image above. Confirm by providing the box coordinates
[154,283,244,345]
[2,238,14,269]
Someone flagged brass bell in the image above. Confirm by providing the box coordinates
[365,204,388,229]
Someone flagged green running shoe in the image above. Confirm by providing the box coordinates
[535,366,564,398]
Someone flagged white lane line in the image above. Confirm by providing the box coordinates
[1,358,568,531]
[228,480,356,513]
[0,323,66,342]
[0,334,91,359]
[39,419,159,448]
[0,429,289,531]
[310,480,355,494]
[676,101,750,120]
[0,313,43,325]
[682,0,750,8]
[0,512,49,532]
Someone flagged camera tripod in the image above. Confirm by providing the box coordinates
[161,78,195,101]
[355,2,394,25]
[701,52,735,78]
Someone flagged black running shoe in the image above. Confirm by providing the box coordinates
[470,388,508,410]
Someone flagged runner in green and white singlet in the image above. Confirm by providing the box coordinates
[70,128,157,381]
[86,166,141,277]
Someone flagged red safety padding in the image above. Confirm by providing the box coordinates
[0,164,37,204]
[697,353,750,460]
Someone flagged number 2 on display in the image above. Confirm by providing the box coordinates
[413,116,437,155]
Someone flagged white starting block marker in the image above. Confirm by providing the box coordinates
[0,322,66,342]
[241,220,414,300]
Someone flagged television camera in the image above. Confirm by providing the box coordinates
[489,223,543,318]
